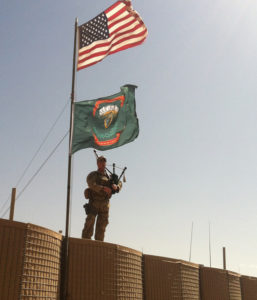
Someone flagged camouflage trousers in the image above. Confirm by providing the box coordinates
[82,200,109,241]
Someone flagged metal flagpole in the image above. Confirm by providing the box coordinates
[62,17,78,300]
[65,17,78,243]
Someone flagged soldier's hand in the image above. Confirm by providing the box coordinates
[103,186,112,197]
[112,184,118,191]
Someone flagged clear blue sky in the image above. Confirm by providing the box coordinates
[1,0,257,276]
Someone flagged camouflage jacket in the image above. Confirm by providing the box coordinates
[86,171,122,202]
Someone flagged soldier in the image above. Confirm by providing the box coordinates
[82,156,122,241]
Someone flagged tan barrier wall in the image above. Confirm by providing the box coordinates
[200,267,230,300]
[0,219,62,300]
[144,255,200,300]
[228,272,242,300]
[20,223,62,300]
[0,219,26,300]
[67,238,143,300]
[240,276,257,300]
[2,218,257,300]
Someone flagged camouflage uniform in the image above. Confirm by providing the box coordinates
[82,171,122,241]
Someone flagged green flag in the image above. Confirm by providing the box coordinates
[72,85,139,153]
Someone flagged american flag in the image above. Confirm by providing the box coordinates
[77,0,148,70]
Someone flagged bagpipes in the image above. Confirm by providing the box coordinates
[93,150,127,194]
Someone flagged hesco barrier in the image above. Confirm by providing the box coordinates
[200,268,242,300]
[200,267,230,300]
[0,219,62,300]
[144,255,200,300]
[2,218,257,300]
[67,237,143,300]
[240,275,257,300]
[20,223,62,300]
[228,271,242,300]
[0,219,26,300]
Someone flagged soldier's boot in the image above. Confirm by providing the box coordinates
[82,214,96,239]
[95,213,109,241]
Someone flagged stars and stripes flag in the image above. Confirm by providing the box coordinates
[77,0,148,70]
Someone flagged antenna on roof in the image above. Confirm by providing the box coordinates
[189,222,194,262]
[209,222,212,267]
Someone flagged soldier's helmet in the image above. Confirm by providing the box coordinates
[97,156,106,163]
